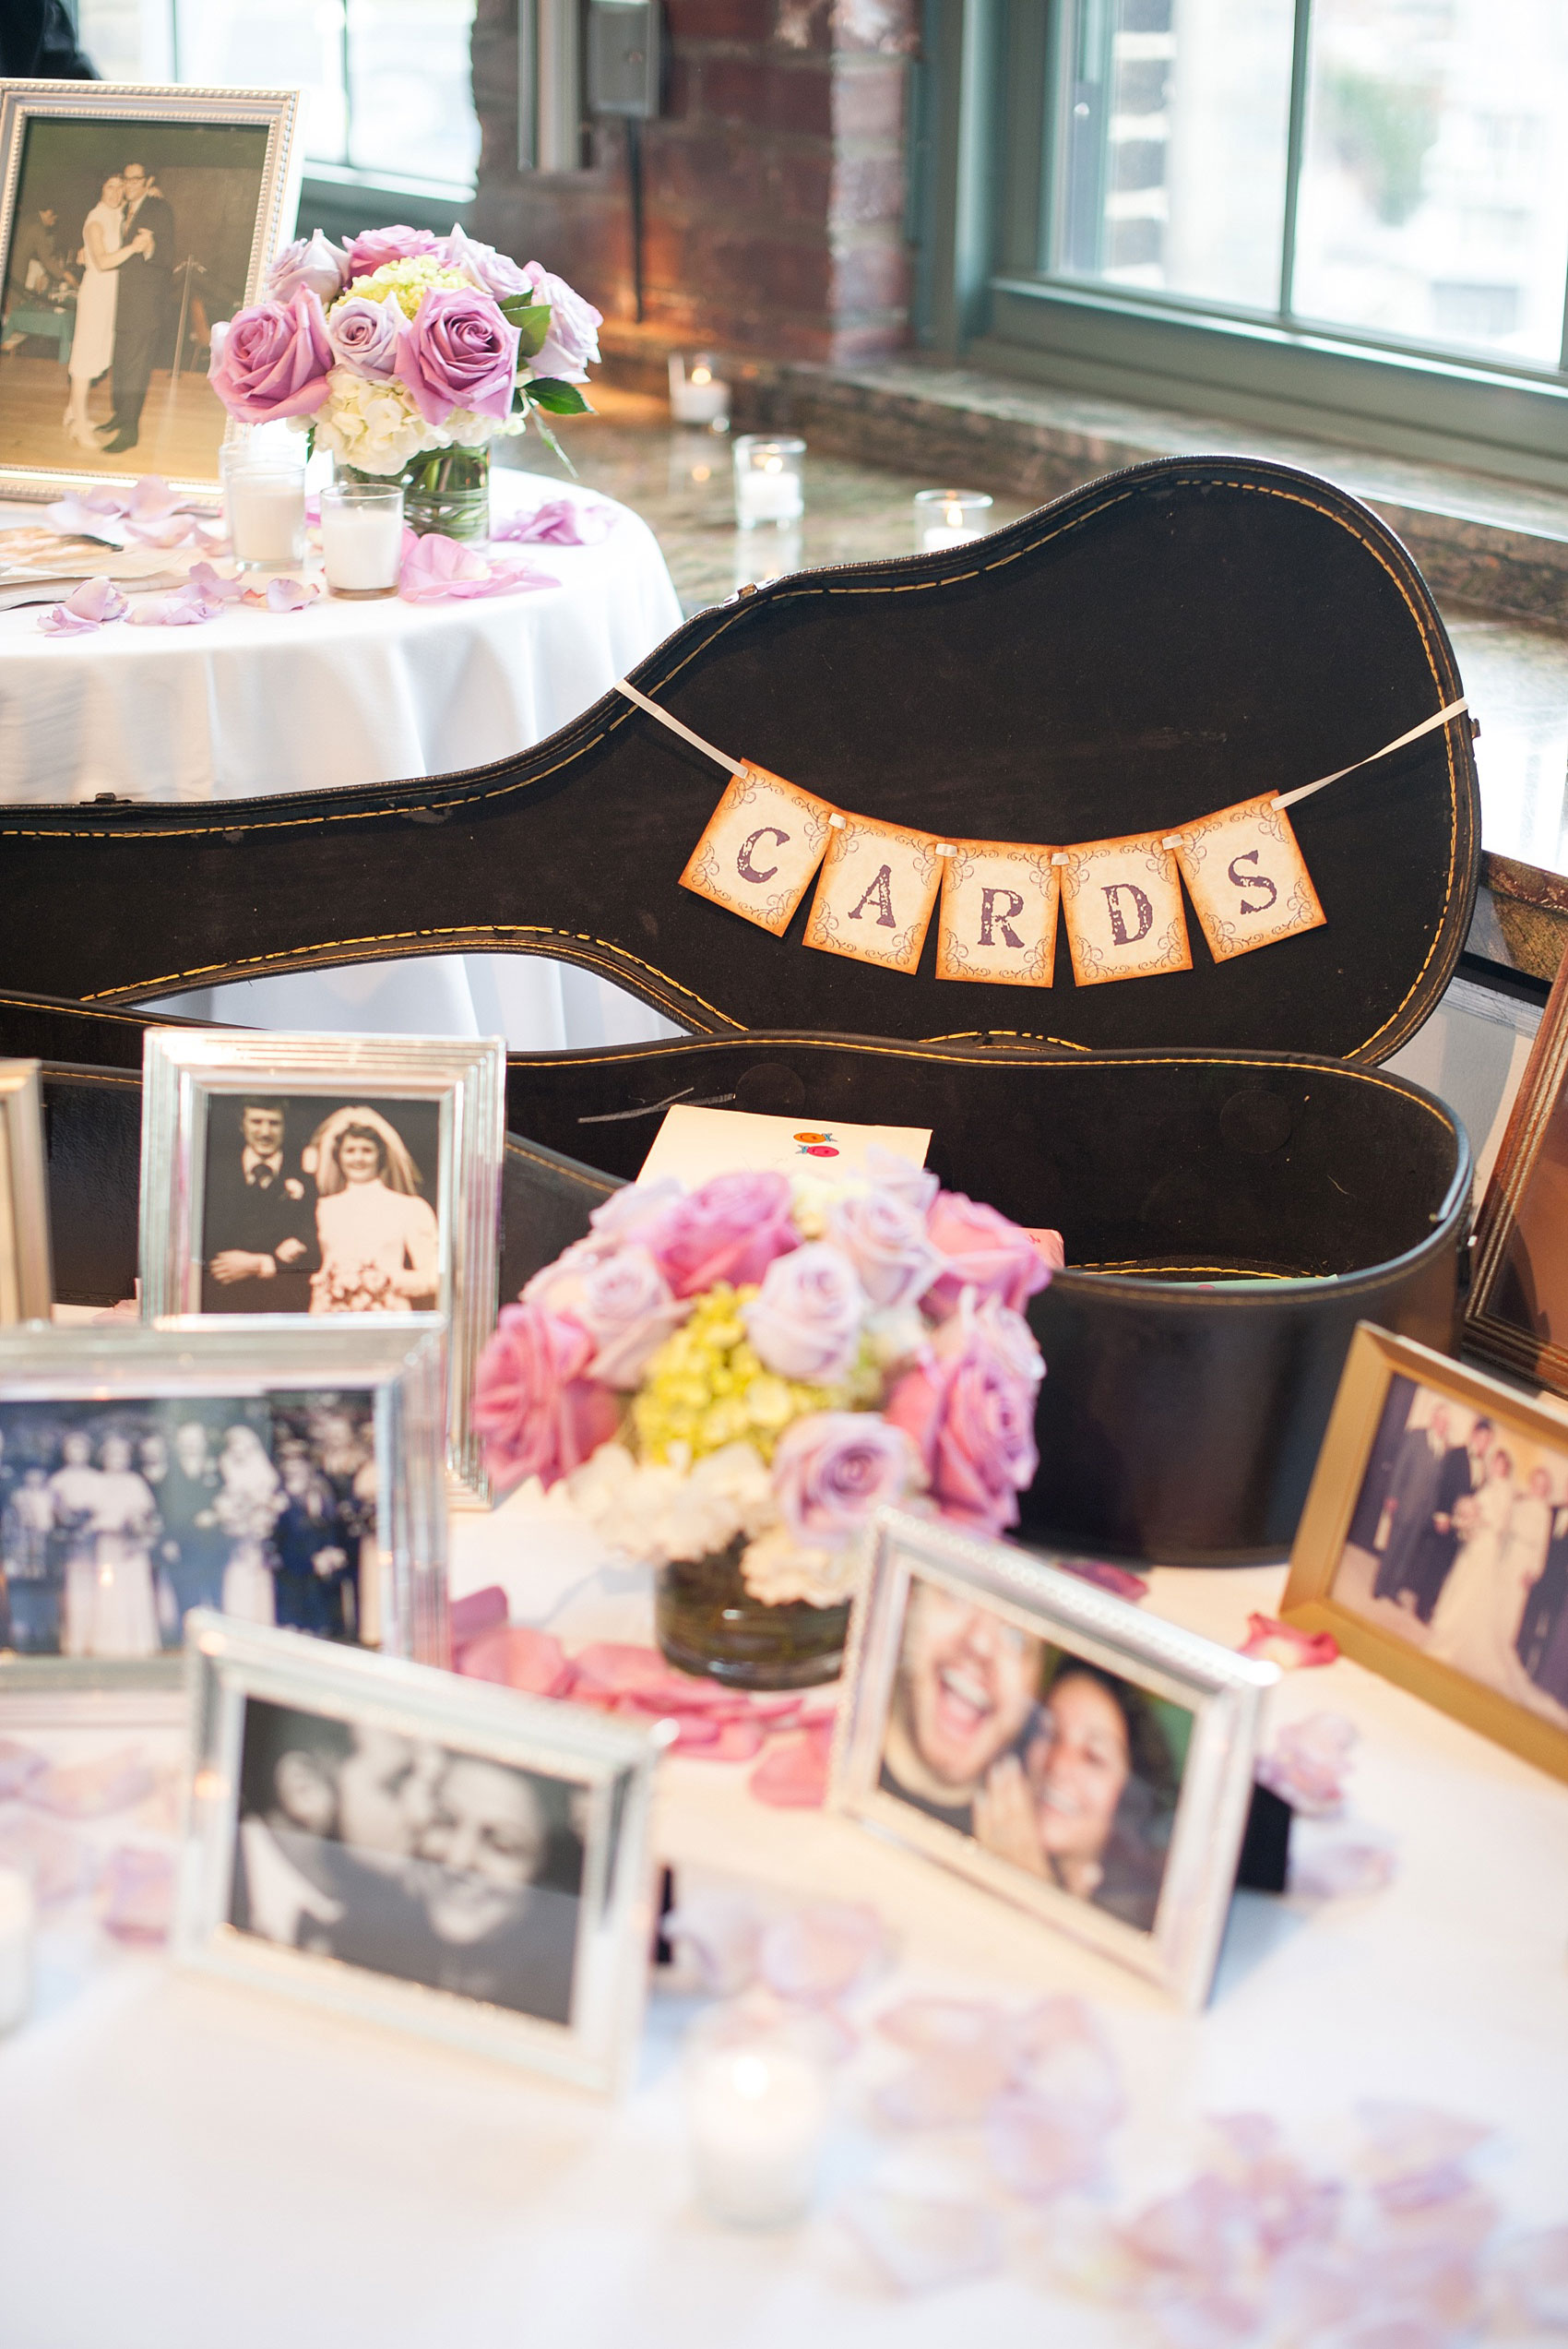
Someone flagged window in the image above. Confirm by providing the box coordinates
[73,0,481,195]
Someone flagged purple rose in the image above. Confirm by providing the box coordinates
[522,260,602,383]
[575,1246,689,1389]
[343,223,439,279]
[267,229,349,305]
[655,1172,800,1299]
[395,285,520,423]
[923,1190,1053,1319]
[326,290,406,379]
[743,1244,865,1386]
[587,1176,683,1252]
[771,1412,920,1551]
[829,1188,944,1310]
[863,1144,939,1216]
[883,1299,1043,1535]
[208,288,333,423]
[439,223,530,302]
[472,1301,620,1493]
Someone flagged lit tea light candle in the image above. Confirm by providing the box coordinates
[685,2016,830,2227]
[321,481,405,598]
[0,1867,35,2036]
[913,487,993,552]
[669,352,731,428]
[222,448,308,570]
[734,435,805,531]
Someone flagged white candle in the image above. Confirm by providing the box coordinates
[322,495,404,596]
[913,490,993,554]
[686,2038,829,2226]
[226,468,306,567]
[737,465,803,526]
[0,1867,35,2035]
[670,355,731,426]
[922,520,984,551]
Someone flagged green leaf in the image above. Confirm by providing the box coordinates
[527,376,592,416]
[499,299,553,355]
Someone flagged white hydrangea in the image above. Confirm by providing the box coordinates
[310,368,445,472]
[741,1526,861,1609]
[566,1439,779,1567]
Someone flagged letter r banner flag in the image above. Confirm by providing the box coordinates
[1060,830,1194,987]
[678,762,837,936]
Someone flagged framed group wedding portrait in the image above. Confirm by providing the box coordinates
[1466,951,1568,1407]
[0,1318,448,1690]
[830,1508,1277,2009]
[0,1058,52,1326]
[1282,1324,1568,1783]
[0,79,302,502]
[175,1616,667,2094]
[137,1031,506,1500]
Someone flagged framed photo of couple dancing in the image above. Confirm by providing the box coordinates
[830,1508,1277,2008]
[138,1030,506,1500]
[175,1615,667,2093]
[1283,1325,1568,1783]
[0,1318,449,1693]
[0,80,301,500]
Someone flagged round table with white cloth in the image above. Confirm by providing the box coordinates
[0,467,686,1050]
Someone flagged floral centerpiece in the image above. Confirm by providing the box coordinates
[471,1154,1061,1687]
[208,223,602,541]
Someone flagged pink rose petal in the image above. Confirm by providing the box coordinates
[985,2087,1107,2200]
[398,531,556,602]
[184,560,245,602]
[1356,2103,1492,2179]
[842,2191,1004,2295]
[748,1715,835,1808]
[1240,1613,1340,1668]
[263,576,317,612]
[25,1746,154,1818]
[663,1890,764,1996]
[492,496,612,545]
[456,1623,576,1698]
[0,1738,45,1799]
[100,1844,175,1942]
[0,1812,93,1905]
[1289,1833,1397,1900]
[38,573,128,633]
[759,1901,886,2004]
[1256,1712,1359,1815]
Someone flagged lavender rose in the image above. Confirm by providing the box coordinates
[440,223,530,302]
[326,290,406,379]
[863,1144,940,1216]
[923,1190,1053,1319]
[471,1301,620,1492]
[267,229,349,305]
[587,1175,683,1251]
[771,1411,920,1551]
[208,288,333,423]
[743,1244,865,1386]
[655,1171,800,1299]
[829,1188,944,1310]
[575,1245,690,1389]
[395,285,520,423]
[522,260,602,383]
[883,1298,1043,1534]
[343,223,439,279]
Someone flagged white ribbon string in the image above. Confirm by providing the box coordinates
[1273,697,1468,811]
[612,677,748,780]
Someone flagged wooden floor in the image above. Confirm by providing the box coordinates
[0,351,225,485]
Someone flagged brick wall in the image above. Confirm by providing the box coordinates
[470,0,918,364]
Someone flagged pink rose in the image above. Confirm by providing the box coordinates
[395,285,520,423]
[575,1246,689,1389]
[771,1412,920,1551]
[588,1175,683,1251]
[326,291,406,378]
[522,260,602,383]
[829,1188,944,1310]
[655,1172,800,1299]
[208,288,333,423]
[743,1244,865,1386]
[343,223,440,279]
[472,1302,620,1493]
[884,1299,1044,1535]
[439,223,531,302]
[863,1145,940,1216]
[923,1191,1053,1319]
[267,229,349,305]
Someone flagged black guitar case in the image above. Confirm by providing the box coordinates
[0,456,1479,1566]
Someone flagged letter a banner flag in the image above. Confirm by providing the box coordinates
[679,762,837,936]
[802,810,945,974]
[1171,793,1326,963]
[935,839,1062,986]
[1059,830,1194,987]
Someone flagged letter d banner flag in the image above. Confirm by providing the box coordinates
[1060,829,1194,987]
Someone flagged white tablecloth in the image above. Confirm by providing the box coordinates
[1,1497,1564,2349]
[0,469,685,1050]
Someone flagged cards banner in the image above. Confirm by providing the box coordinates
[1171,793,1326,963]
[802,812,945,975]
[678,762,838,936]
[935,839,1061,987]
[1060,831,1194,988]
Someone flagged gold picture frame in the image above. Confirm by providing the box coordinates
[1466,950,1568,1403]
[1281,1322,1568,1783]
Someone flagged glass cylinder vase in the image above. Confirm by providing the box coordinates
[655,1540,849,1690]
[347,447,491,543]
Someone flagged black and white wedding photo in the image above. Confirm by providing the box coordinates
[199,1094,444,1319]
[230,1695,585,2029]
[0,1388,376,1658]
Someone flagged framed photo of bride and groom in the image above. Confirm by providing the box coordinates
[1283,1324,1568,1783]
[0,80,301,501]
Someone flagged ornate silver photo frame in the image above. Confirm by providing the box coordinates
[0,79,302,505]
[0,1059,52,1324]
[175,1615,667,2095]
[137,1031,505,1501]
[0,1317,448,1693]
[830,1509,1277,2009]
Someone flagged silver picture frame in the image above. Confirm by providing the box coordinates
[0,78,303,507]
[175,1614,668,2095]
[0,1059,53,1324]
[0,1315,449,1694]
[830,1508,1278,2009]
[137,1030,506,1502]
